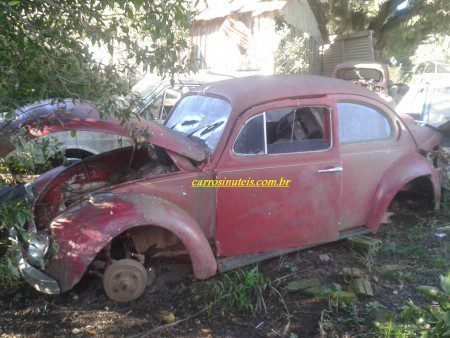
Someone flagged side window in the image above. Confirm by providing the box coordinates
[415,64,425,74]
[424,63,436,74]
[233,106,331,155]
[338,102,392,144]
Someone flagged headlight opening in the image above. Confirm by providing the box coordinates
[27,232,50,268]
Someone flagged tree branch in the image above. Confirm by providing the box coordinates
[307,0,330,42]
[368,0,406,31]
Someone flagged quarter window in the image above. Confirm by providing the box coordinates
[233,114,265,155]
[233,106,331,155]
[337,102,391,144]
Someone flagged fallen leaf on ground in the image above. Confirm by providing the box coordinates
[160,310,175,324]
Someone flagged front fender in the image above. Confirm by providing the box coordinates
[367,152,441,232]
[45,193,217,292]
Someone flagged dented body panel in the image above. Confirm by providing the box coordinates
[4,75,444,296]
[46,193,216,291]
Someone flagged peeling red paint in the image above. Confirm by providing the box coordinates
[46,193,216,291]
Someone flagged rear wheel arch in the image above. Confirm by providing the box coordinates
[366,153,440,232]
[388,175,436,211]
[46,193,217,292]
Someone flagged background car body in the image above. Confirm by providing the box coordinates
[396,79,450,189]
[1,71,233,160]
[396,79,450,127]
[4,75,443,297]
[332,61,396,107]
[410,60,450,85]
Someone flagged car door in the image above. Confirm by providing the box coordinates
[214,98,342,257]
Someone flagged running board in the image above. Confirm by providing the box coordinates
[338,226,371,240]
[218,243,315,272]
[217,227,371,273]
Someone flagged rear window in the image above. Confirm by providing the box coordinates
[336,68,383,82]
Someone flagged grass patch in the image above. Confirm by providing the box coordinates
[402,273,415,284]
[203,265,272,315]
[381,268,398,282]
[405,244,428,259]
[433,254,448,269]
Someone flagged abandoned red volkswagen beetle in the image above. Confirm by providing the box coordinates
[3,75,444,302]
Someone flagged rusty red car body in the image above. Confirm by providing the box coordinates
[332,61,390,95]
[4,75,443,301]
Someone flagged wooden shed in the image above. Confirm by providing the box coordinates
[191,0,323,75]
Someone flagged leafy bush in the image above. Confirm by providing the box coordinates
[376,273,450,337]
[0,199,32,291]
[0,0,193,114]
[0,135,60,290]
[274,22,312,75]
[0,136,65,179]
[0,256,20,291]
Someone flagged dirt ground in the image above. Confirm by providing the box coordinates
[1,209,448,337]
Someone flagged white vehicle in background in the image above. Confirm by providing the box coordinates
[396,79,450,190]
[410,60,450,85]
[396,80,450,127]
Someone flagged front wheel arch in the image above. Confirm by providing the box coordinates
[45,193,217,292]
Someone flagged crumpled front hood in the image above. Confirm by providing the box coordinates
[0,99,206,161]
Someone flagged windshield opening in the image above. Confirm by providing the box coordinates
[336,68,383,82]
[165,95,231,151]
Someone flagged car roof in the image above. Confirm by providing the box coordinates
[196,74,384,114]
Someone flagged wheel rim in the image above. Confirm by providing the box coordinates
[103,259,148,302]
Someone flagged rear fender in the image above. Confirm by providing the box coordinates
[45,193,217,292]
[367,152,441,232]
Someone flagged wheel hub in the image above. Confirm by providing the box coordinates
[103,259,148,302]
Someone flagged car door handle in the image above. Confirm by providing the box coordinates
[317,166,343,173]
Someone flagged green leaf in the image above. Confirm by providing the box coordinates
[16,211,28,227]
[440,275,450,294]
[418,286,441,298]
[70,130,77,138]
[444,311,450,325]
[8,1,20,6]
